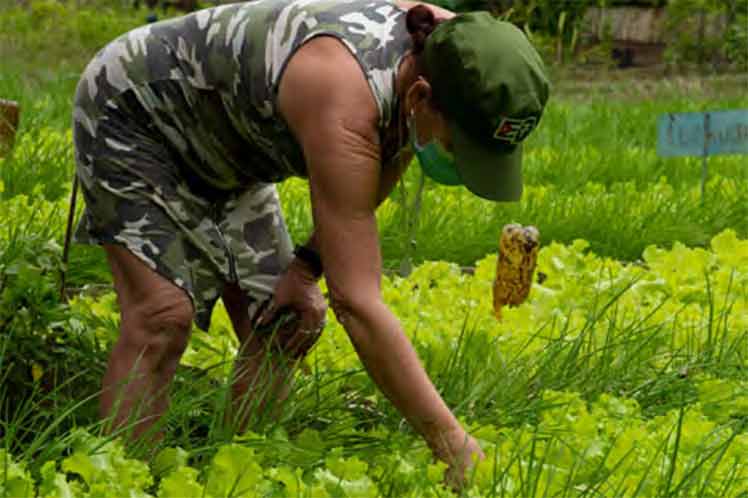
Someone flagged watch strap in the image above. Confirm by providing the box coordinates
[293,245,323,278]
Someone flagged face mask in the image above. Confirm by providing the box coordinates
[408,111,462,186]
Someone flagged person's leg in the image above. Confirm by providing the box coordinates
[216,183,309,432]
[100,244,194,444]
[72,75,224,445]
[222,283,299,432]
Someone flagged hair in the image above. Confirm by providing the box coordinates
[404,5,445,110]
[405,5,441,55]
[397,7,444,176]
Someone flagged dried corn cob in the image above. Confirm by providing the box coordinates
[493,224,540,320]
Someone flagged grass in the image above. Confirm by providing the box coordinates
[3,93,747,282]
[1,0,746,276]
[2,254,747,495]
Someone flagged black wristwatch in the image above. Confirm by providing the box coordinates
[293,245,323,279]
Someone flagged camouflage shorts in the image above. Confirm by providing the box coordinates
[73,89,294,331]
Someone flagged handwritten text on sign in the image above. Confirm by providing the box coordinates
[657,110,748,157]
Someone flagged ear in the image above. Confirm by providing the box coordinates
[404,77,434,116]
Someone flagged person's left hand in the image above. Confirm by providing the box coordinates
[254,258,327,358]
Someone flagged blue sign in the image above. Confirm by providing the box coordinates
[657,110,748,157]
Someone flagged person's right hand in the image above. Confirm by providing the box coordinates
[254,257,327,359]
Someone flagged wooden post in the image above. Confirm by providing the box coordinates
[697,8,706,72]
[701,113,710,205]
[556,11,567,65]
[60,176,80,302]
[0,99,20,158]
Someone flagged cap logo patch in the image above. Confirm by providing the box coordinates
[493,116,538,144]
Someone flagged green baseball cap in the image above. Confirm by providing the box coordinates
[424,12,550,201]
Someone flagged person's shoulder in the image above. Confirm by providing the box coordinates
[278,36,380,138]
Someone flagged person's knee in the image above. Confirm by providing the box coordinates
[119,285,194,371]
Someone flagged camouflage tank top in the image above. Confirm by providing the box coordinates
[77,0,412,190]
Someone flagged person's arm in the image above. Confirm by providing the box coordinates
[298,0,455,257]
[278,36,478,464]
[300,147,411,257]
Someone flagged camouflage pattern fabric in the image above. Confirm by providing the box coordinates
[75,89,296,329]
[73,0,411,189]
[72,0,412,329]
